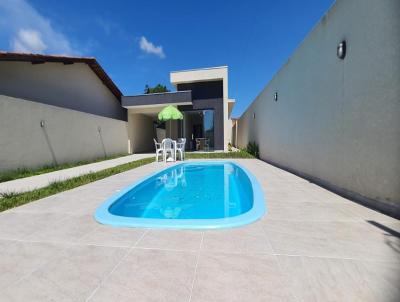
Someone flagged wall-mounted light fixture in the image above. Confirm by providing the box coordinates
[274,92,278,102]
[98,126,101,132]
[253,113,256,119]
[40,120,45,127]
[337,40,346,59]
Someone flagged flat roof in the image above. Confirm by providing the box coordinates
[123,90,190,97]
[170,66,228,74]
[170,66,228,87]
[122,90,192,108]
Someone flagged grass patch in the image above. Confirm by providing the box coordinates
[0,153,129,183]
[186,150,254,159]
[0,157,153,212]
[0,150,255,213]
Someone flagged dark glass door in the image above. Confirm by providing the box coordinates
[182,109,215,151]
[203,110,214,150]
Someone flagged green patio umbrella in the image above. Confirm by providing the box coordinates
[158,105,183,137]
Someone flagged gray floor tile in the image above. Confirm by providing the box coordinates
[266,201,361,221]
[79,224,146,247]
[263,219,400,262]
[2,245,127,301]
[201,221,273,254]
[191,252,295,302]
[0,240,64,287]
[278,255,400,302]
[136,229,203,251]
[26,214,98,243]
[89,248,197,302]
[0,211,66,240]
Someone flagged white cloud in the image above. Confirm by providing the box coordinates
[139,36,165,59]
[0,0,76,55]
[12,29,47,52]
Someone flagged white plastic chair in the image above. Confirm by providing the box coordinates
[162,138,175,162]
[176,138,186,160]
[154,138,163,162]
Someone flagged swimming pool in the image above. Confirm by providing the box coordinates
[94,161,265,229]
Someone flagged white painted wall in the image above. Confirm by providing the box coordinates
[0,95,129,172]
[237,0,400,215]
[170,66,228,84]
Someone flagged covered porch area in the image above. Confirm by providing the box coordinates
[126,106,217,153]
[126,105,179,153]
[122,91,220,153]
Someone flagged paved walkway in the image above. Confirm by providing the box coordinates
[0,159,399,301]
[0,153,153,193]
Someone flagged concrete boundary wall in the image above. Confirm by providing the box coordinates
[237,0,400,218]
[0,95,129,172]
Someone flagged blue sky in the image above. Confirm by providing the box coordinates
[0,0,334,117]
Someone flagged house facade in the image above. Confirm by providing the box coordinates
[0,52,234,171]
[123,66,235,152]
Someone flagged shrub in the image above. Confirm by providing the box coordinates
[246,141,260,158]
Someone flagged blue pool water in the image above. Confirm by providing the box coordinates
[95,161,265,229]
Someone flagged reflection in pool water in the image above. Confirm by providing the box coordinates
[109,163,252,219]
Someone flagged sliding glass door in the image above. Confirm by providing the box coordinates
[181,109,214,151]
[203,110,214,149]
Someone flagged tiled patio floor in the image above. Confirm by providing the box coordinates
[0,159,399,301]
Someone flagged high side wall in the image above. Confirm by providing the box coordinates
[0,95,129,172]
[237,0,400,217]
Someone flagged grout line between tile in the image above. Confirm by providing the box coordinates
[85,229,149,301]
[271,252,400,264]
[188,232,204,302]
[273,254,301,302]
[0,237,133,249]
[261,223,277,255]
[133,246,199,253]
[0,236,398,264]
[6,244,66,288]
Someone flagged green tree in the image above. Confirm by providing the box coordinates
[144,84,170,94]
